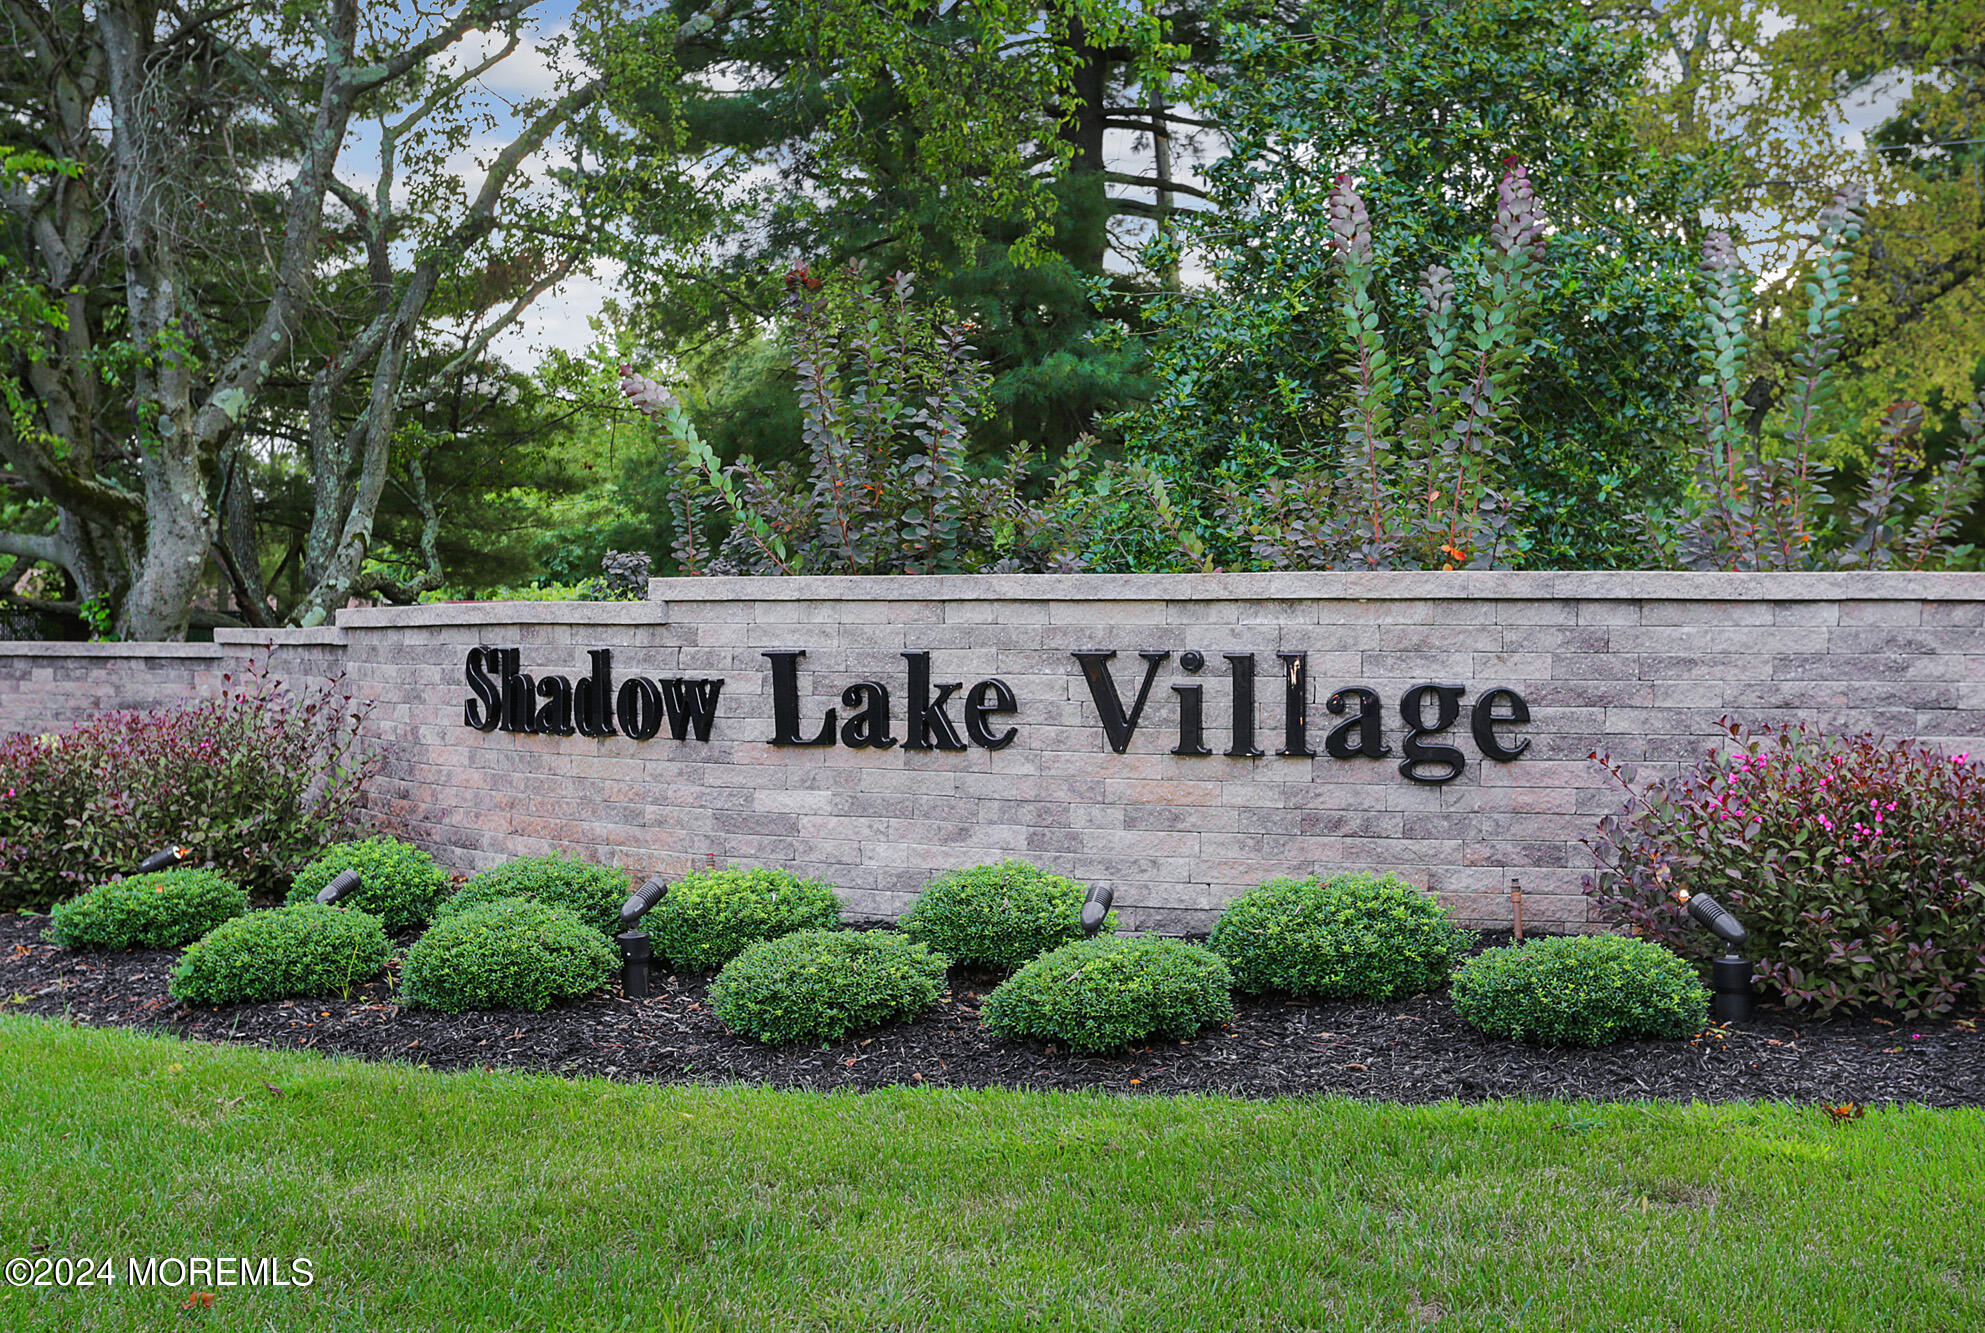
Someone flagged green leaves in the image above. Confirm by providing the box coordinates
[47,869,249,951]
[1209,872,1476,1000]
[169,904,393,1005]
[400,896,618,1013]
[900,860,1112,972]
[980,935,1234,1054]
[644,865,842,973]
[709,928,948,1044]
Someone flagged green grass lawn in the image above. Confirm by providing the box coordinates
[2,1016,1980,1331]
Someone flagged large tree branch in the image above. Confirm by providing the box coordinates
[1102,170,1215,202]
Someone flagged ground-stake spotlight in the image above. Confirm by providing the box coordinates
[617,875,671,998]
[315,870,363,906]
[1080,885,1115,937]
[1676,889,1753,1021]
[137,846,191,874]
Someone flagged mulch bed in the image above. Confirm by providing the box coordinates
[6,912,1982,1106]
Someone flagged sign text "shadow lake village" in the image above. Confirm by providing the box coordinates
[463,647,1534,785]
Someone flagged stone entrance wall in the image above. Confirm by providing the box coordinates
[4,572,1980,932]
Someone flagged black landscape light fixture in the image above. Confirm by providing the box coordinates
[617,875,671,999]
[1677,889,1753,1022]
[136,846,191,874]
[315,870,363,906]
[1080,885,1115,937]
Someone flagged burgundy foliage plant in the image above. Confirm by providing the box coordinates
[1584,720,1985,1017]
[0,659,375,911]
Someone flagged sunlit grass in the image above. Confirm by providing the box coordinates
[2,1015,1980,1331]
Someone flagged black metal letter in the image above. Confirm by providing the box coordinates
[1471,686,1532,762]
[499,649,537,734]
[964,679,1019,750]
[535,675,576,736]
[903,652,967,751]
[1277,652,1313,757]
[1073,650,1170,754]
[617,677,664,741]
[1400,683,1468,784]
[764,651,835,746]
[658,678,724,742]
[465,647,501,732]
[1324,687,1391,759]
[1172,684,1210,756]
[839,681,899,750]
[1225,653,1263,757]
[574,649,618,737]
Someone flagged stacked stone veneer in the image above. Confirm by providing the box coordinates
[2,573,1980,932]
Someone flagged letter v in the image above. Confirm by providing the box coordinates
[1072,650,1171,754]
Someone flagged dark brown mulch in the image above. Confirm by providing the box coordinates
[5,912,1981,1106]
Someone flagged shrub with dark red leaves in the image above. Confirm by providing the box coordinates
[0,660,375,910]
[1585,720,1985,1018]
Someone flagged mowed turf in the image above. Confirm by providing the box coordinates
[1,1015,1981,1331]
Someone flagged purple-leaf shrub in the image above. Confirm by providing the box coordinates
[1584,720,1985,1017]
[0,659,376,910]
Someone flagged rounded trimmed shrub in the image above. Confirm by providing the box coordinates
[980,935,1234,1054]
[1450,934,1710,1047]
[899,859,1113,971]
[437,854,629,938]
[710,929,949,1045]
[47,868,248,950]
[169,904,392,1005]
[286,837,449,934]
[1208,872,1476,999]
[645,865,841,973]
[399,896,616,1012]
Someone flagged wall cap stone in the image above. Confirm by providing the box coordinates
[335,601,672,629]
[213,627,347,647]
[647,570,1985,602]
[0,641,225,658]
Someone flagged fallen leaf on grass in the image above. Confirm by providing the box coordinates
[183,1291,215,1309]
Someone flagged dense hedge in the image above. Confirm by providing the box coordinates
[645,866,841,973]
[1208,873,1474,999]
[980,936,1234,1054]
[170,904,392,1005]
[437,854,629,938]
[899,860,1110,971]
[710,929,949,1044]
[1450,935,1709,1047]
[400,897,617,1012]
[287,837,449,933]
[47,868,248,950]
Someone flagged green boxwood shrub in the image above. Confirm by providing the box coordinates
[169,904,392,1005]
[1208,872,1476,999]
[899,859,1113,971]
[1450,935,1710,1047]
[286,837,449,934]
[399,896,616,1012]
[709,929,949,1044]
[645,866,841,973]
[437,854,629,938]
[47,868,248,950]
[980,936,1234,1054]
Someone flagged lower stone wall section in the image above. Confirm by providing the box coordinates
[3,574,1981,933]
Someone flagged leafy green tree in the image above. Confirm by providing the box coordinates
[590,0,1204,459]
[1112,0,1725,569]
[1613,0,1985,453]
[0,0,745,638]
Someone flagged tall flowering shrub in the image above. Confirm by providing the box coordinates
[1585,721,1985,1017]
[0,660,375,910]
[1220,163,1542,571]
